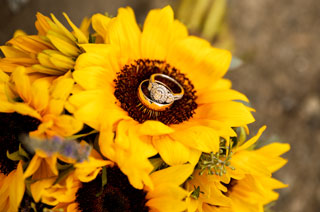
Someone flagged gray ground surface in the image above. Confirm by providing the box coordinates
[0,0,319,211]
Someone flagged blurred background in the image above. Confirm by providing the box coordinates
[0,0,319,211]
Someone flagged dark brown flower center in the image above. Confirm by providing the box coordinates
[114,59,197,125]
[222,178,238,196]
[19,193,51,212]
[0,112,40,175]
[76,166,148,212]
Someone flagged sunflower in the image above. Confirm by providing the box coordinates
[1,67,82,138]
[68,6,254,189]
[0,12,90,75]
[18,139,111,209]
[0,71,40,211]
[0,67,83,211]
[54,164,193,212]
[185,127,290,212]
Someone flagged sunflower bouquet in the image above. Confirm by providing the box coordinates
[0,5,289,212]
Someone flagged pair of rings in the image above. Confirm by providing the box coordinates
[138,73,184,111]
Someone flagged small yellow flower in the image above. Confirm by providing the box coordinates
[23,142,111,207]
[185,127,290,212]
[1,67,82,137]
[0,12,90,75]
[70,164,193,212]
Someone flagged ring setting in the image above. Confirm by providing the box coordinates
[149,81,175,104]
[137,73,184,111]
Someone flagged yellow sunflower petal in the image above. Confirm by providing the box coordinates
[152,135,201,166]
[255,142,290,158]
[47,31,80,57]
[45,156,58,176]
[150,164,193,186]
[74,156,112,182]
[255,143,290,172]
[141,6,187,60]
[167,36,231,90]
[110,120,157,189]
[236,126,266,152]
[63,13,88,44]
[53,114,83,136]
[50,13,76,42]
[51,77,74,100]
[48,52,75,70]
[68,90,105,129]
[0,102,14,113]
[8,162,25,211]
[197,89,249,105]
[170,125,220,153]
[99,126,116,160]
[91,14,111,42]
[30,79,50,112]
[30,178,55,202]
[35,12,51,35]
[147,184,188,201]
[32,64,66,75]
[8,35,52,54]
[13,29,27,37]
[210,78,232,90]
[195,101,255,127]
[69,90,127,130]
[37,52,57,70]
[73,65,115,90]
[186,196,201,212]
[11,67,32,102]
[0,46,29,58]
[107,7,141,64]
[114,119,131,149]
[146,165,194,211]
[12,103,41,120]
[79,17,91,38]
[24,154,42,178]
[116,145,154,190]
[231,151,271,177]
[184,119,237,138]
[138,120,174,136]
[0,69,9,82]
[78,43,115,55]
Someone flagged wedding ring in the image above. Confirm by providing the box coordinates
[138,79,172,111]
[148,73,184,103]
[137,74,184,111]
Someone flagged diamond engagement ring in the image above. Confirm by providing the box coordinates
[148,73,184,102]
[137,74,184,111]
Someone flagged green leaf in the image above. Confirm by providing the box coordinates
[89,34,96,44]
[149,157,164,171]
[65,129,98,140]
[235,127,247,146]
[19,144,30,160]
[25,177,38,196]
[57,162,73,171]
[96,167,108,197]
[6,150,24,161]
[101,166,107,188]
